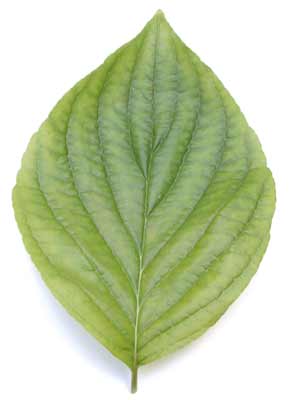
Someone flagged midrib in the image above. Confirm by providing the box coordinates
[131,16,160,393]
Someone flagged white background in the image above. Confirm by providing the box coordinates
[0,0,291,399]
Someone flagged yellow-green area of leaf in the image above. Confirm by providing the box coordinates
[13,10,276,393]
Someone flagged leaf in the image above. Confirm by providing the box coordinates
[13,10,276,392]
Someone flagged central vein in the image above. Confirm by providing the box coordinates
[131,17,160,393]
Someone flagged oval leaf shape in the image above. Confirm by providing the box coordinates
[13,10,275,392]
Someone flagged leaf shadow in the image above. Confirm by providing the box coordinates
[28,259,129,387]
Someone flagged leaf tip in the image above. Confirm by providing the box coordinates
[155,9,165,17]
[152,9,167,22]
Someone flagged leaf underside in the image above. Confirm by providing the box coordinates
[13,11,275,391]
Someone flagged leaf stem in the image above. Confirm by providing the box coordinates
[131,366,138,393]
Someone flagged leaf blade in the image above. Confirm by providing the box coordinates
[13,10,276,390]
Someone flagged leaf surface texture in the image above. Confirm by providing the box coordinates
[13,11,275,390]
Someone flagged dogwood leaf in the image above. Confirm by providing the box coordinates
[13,10,275,392]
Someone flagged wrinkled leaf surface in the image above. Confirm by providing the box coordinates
[13,11,275,392]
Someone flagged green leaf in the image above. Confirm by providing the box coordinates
[13,10,275,392]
